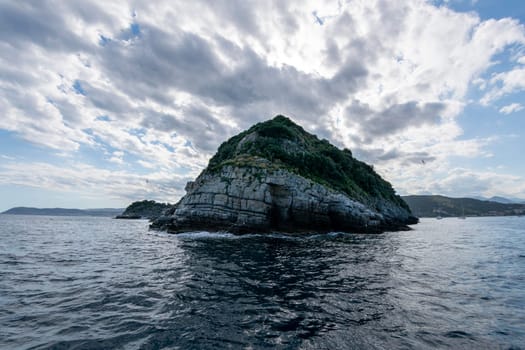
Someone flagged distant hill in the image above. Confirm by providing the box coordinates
[2,207,124,217]
[488,196,515,204]
[116,200,172,220]
[402,195,525,218]
[471,196,525,204]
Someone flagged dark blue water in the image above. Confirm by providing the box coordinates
[0,215,524,349]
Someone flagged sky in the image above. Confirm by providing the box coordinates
[1,0,525,211]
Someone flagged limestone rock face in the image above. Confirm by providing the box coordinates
[151,163,417,234]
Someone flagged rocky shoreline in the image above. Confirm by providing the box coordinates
[151,163,417,234]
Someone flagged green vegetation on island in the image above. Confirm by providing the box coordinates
[403,195,525,217]
[116,200,171,220]
[207,115,409,212]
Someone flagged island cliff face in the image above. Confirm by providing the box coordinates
[151,116,417,234]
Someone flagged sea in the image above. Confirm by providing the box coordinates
[0,215,524,349]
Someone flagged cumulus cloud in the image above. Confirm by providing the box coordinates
[1,0,525,203]
[0,160,190,203]
[427,168,525,199]
[344,100,446,141]
[108,150,124,165]
[499,103,524,115]
[482,67,525,105]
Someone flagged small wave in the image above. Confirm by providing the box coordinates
[175,231,239,239]
[172,230,354,241]
[170,230,294,240]
[444,330,475,339]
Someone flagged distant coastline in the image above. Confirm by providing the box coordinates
[403,195,525,218]
[1,207,124,217]
[3,194,525,219]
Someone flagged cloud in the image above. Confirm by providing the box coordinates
[353,147,437,166]
[427,168,525,198]
[0,2,91,52]
[3,0,522,149]
[383,160,525,199]
[499,103,524,114]
[482,67,525,105]
[1,0,525,203]
[0,161,190,203]
[108,150,124,164]
[344,100,446,140]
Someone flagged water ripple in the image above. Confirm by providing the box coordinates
[0,215,524,349]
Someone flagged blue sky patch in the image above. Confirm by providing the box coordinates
[73,80,86,95]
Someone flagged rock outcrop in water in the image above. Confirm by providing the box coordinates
[151,115,417,234]
[116,200,171,220]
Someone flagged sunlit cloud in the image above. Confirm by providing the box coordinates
[0,0,524,207]
[499,103,524,115]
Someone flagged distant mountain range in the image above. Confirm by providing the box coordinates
[3,194,525,219]
[402,195,525,218]
[1,207,124,217]
[471,196,525,204]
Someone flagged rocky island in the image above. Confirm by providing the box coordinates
[151,116,417,234]
[116,200,171,220]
